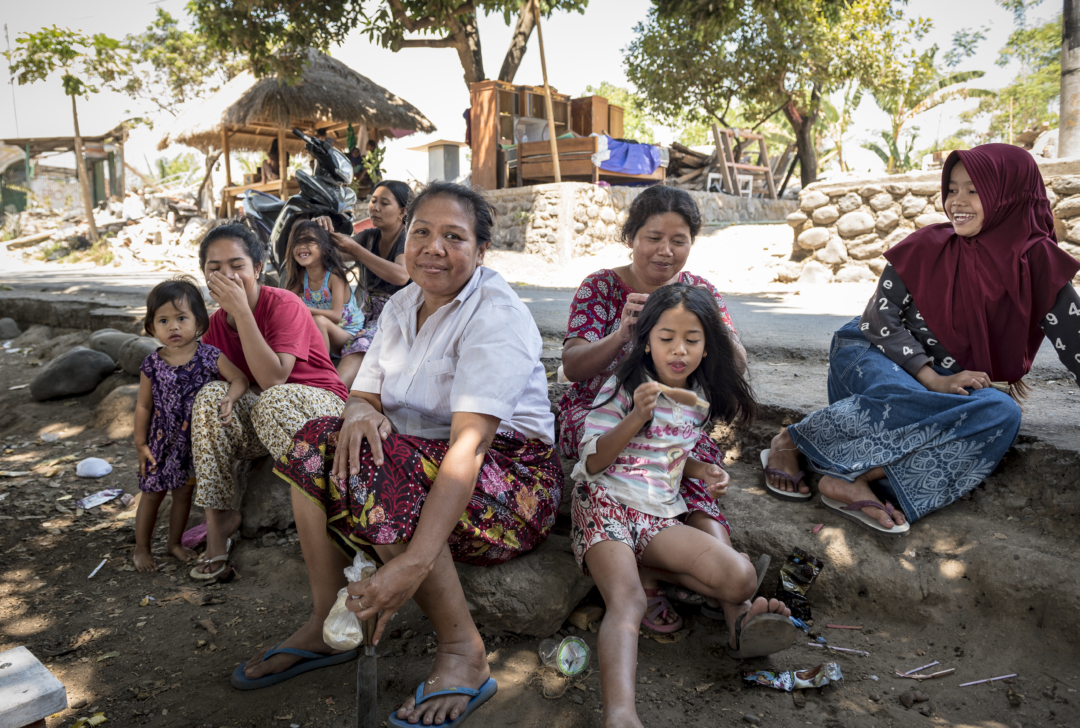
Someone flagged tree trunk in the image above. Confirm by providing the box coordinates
[1061,0,1080,156]
[783,87,821,188]
[498,1,537,83]
[71,95,99,242]
[453,12,485,88]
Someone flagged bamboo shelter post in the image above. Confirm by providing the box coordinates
[277,127,287,199]
[531,0,561,183]
[221,128,233,187]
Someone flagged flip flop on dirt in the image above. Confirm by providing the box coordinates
[388,677,498,728]
[725,609,797,660]
[190,537,233,580]
[701,553,771,621]
[760,449,812,502]
[641,589,684,633]
[821,495,911,536]
[230,643,358,690]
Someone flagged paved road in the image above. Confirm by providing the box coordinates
[0,263,1067,369]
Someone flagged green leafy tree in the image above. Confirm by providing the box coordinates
[863,130,920,173]
[187,0,588,90]
[958,9,1060,143]
[582,82,657,143]
[4,27,132,241]
[870,37,995,173]
[116,9,245,119]
[630,0,916,186]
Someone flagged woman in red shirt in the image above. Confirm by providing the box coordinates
[189,223,348,578]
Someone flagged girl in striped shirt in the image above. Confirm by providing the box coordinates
[570,283,796,725]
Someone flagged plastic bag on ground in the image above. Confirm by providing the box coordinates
[322,552,377,650]
[76,457,113,478]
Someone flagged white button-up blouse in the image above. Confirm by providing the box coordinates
[351,266,556,444]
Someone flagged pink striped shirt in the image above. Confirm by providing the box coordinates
[571,375,709,518]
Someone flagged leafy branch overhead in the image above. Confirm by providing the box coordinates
[187,0,589,90]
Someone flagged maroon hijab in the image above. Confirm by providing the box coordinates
[883,143,1079,383]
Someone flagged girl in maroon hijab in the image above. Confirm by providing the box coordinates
[762,144,1080,533]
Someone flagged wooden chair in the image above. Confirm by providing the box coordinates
[711,124,777,200]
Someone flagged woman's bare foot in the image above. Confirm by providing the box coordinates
[766,429,808,494]
[818,475,906,528]
[195,509,241,574]
[133,545,157,572]
[243,618,346,679]
[394,635,490,726]
[168,543,198,562]
[725,597,791,651]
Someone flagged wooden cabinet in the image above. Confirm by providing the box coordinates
[570,96,624,138]
[469,80,569,191]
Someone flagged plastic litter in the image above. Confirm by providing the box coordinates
[40,432,59,442]
[743,663,843,692]
[539,636,590,676]
[72,714,107,727]
[322,552,377,650]
[959,673,1017,687]
[775,548,824,621]
[74,488,123,509]
[181,521,207,549]
[88,559,108,579]
[76,458,113,478]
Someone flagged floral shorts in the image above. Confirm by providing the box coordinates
[570,480,686,576]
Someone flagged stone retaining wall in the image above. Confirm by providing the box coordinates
[487,182,797,263]
[778,156,1080,284]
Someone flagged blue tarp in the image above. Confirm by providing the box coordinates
[597,136,660,176]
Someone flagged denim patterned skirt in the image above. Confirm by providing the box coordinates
[787,318,1022,523]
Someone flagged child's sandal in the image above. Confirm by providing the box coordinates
[641,589,683,634]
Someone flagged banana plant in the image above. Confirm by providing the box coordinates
[862,131,920,173]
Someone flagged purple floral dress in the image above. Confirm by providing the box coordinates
[139,343,221,493]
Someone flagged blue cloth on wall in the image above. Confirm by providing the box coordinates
[598,137,660,176]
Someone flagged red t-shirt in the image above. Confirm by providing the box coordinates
[203,286,348,401]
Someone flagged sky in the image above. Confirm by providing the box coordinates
[0,0,1063,185]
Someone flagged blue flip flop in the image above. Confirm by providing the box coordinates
[230,643,358,691]
[388,677,498,727]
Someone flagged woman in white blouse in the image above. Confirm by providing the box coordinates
[234,182,561,726]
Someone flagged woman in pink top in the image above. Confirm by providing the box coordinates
[188,223,348,578]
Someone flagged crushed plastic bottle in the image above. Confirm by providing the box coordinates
[539,636,590,676]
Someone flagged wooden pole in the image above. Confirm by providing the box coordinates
[278,127,288,199]
[222,128,233,187]
[1061,0,1080,156]
[531,0,561,183]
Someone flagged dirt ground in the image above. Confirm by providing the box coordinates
[1,348,1077,728]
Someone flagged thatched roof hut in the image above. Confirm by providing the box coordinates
[157,51,436,154]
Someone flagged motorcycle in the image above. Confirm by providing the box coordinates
[242,127,357,284]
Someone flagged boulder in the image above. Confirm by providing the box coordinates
[848,235,888,261]
[867,257,889,276]
[835,264,876,283]
[1047,187,1058,207]
[1066,219,1080,245]
[30,347,116,401]
[1055,195,1080,219]
[36,332,90,361]
[785,210,809,228]
[881,227,912,250]
[876,210,900,233]
[836,193,862,215]
[914,212,950,229]
[92,384,140,439]
[797,260,833,285]
[772,260,804,283]
[239,456,294,536]
[815,236,849,266]
[796,227,830,250]
[884,183,909,196]
[456,535,593,637]
[599,207,616,224]
[868,193,894,212]
[90,329,139,363]
[1053,176,1080,197]
[836,211,875,239]
[811,205,840,225]
[910,181,941,196]
[901,195,928,218]
[88,371,141,405]
[0,318,20,340]
[799,190,829,211]
[932,193,943,211]
[858,184,885,199]
[11,325,54,349]
[118,337,160,376]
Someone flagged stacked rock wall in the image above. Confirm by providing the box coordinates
[487,182,796,263]
[780,157,1080,284]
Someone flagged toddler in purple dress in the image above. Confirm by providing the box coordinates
[133,278,248,572]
